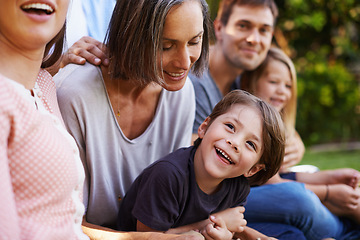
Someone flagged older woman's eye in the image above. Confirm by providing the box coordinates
[162,43,173,51]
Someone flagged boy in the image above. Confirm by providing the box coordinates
[117,90,285,239]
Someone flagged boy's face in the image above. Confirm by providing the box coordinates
[195,104,265,184]
[215,5,274,72]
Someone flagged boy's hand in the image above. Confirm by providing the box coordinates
[211,207,247,232]
[200,216,233,240]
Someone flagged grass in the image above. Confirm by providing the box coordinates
[300,149,360,171]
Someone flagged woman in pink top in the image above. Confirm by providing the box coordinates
[0,1,88,239]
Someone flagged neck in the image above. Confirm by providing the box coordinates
[0,39,44,89]
[193,147,223,195]
[209,45,244,96]
[101,65,160,101]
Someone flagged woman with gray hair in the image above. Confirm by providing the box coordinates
[55,0,212,239]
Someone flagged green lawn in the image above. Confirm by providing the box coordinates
[300,149,360,171]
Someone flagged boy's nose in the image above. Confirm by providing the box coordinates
[226,139,239,153]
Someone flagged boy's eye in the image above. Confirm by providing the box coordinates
[246,141,257,151]
[225,123,234,130]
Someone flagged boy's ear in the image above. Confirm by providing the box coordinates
[244,163,265,178]
[198,117,210,139]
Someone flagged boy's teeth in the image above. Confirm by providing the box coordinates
[216,148,233,164]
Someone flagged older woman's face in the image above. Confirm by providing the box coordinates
[159,0,204,91]
[0,0,69,52]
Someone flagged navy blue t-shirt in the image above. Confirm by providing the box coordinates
[117,146,250,231]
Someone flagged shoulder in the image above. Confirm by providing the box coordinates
[55,63,104,100]
[54,62,102,89]
[146,147,194,178]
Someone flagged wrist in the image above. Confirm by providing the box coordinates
[323,184,329,202]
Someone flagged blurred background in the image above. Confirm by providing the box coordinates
[207,0,360,170]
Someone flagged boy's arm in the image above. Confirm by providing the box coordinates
[82,219,204,240]
[233,226,278,240]
[166,206,246,235]
[137,221,204,240]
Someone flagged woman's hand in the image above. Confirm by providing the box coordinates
[61,36,109,68]
[327,168,360,188]
[326,184,360,211]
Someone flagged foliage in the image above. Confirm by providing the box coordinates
[275,0,360,146]
[206,0,360,146]
[301,149,360,171]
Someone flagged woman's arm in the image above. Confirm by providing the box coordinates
[296,168,360,187]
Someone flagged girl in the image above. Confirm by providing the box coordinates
[242,47,360,240]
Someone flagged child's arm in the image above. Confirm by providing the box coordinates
[165,206,246,235]
[200,216,233,240]
[233,226,278,240]
[137,221,205,240]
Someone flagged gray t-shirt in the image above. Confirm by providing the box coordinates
[54,63,195,228]
[189,69,241,133]
[189,69,222,133]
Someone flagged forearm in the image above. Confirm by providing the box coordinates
[303,183,328,202]
[296,171,331,185]
[233,226,276,240]
[166,219,210,234]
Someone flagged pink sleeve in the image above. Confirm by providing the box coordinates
[37,69,65,125]
[0,81,21,239]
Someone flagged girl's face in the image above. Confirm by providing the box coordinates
[195,104,265,186]
[255,60,292,112]
[0,0,69,53]
[159,0,204,91]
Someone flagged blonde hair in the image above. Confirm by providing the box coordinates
[241,47,297,136]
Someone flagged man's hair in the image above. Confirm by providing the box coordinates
[241,47,298,136]
[105,0,211,86]
[217,0,278,26]
[195,90,285,186]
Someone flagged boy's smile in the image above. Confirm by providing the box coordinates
[194,104,265,194]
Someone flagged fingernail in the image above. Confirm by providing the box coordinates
[94,58,101,65]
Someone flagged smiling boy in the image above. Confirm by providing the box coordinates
[117,90,285,239]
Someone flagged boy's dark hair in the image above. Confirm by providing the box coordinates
[105,0,211,86]
[194,90,285,186]
[217,0,278,26]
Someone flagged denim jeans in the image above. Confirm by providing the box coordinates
[247,222,306,240]
[244,182,360,240]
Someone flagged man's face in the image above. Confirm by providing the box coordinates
[216,5,274,71]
